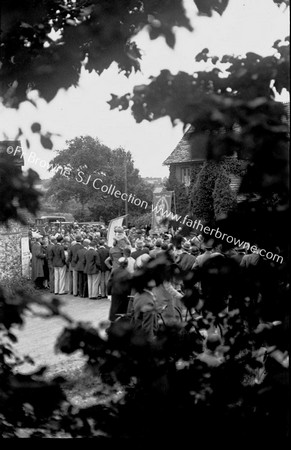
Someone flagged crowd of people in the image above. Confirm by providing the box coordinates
[28,219,274,342]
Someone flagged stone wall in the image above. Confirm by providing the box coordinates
[0,221,30,280]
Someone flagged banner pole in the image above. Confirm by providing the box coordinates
[124,158,128,227]
[173,190,177,215]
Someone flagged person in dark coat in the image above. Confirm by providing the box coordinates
[52,235,67,295]
[97,239,110,298]
[200,247,242,314]
[131,239,149,259]
[41,239,50,288]
[69,235,84,296]
[176,241,197,272]
[75,239,90,297]
[47,236,56,293]
[84,240,101,299]
[132,279,159,341]
[31,237,45,289]
[107,257,132,322]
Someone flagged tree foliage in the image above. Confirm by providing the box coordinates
[212,167,236,220]
[1,251,288,441]
[191,159,237,223]
[191,157,241,223]
[130,211,152,229]
[0,157,40,225]
[0,0,194,107]
[44,136,153,222]
[191,160,220,223]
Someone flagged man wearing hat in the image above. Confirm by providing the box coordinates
[193,241,213,269]
[176,241,197,272]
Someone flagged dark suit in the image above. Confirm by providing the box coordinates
[84,248,101,274]
[107,267,131,321]
[52,244,66,267]
[47,243,55,293]
[69,242,83,295]
[84,248,101,298]
[132,290,158,341]
[52,243,66,294]
[98,246,110,297]
[75,247,88,297]
[31,242,45,288]
[98,246,110,272]
[70,242,83,268]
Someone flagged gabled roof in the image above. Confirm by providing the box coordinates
[164,102,290,166]
[163,126,207,165]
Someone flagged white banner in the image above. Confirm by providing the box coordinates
[107,215,126,247]
[21,236,31,279]
[152,191,172,232]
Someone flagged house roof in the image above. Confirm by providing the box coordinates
[164,102,290,166]
[163,126,207,165]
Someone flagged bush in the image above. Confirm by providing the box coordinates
[191,160,221,223]
[130,212,152,229]
[0,275,37,298]
[213,168,236,219]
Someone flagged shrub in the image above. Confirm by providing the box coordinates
[0,275,37,298]
[213,168,236,219]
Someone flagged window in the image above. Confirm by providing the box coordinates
[181,167,191,185]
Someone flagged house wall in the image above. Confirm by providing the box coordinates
[0,140,30,281]
[172,161,242,190]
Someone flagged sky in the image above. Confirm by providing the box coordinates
[0,0,289,180]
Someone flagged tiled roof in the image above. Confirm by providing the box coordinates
[164,102,290,166]
[163,126,207,165]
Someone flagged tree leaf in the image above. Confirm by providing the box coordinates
[31,122,41,133]
[40,134,53,149]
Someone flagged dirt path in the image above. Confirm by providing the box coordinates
[13,294,111,377]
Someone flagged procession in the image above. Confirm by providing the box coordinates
[28,216,282,342]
